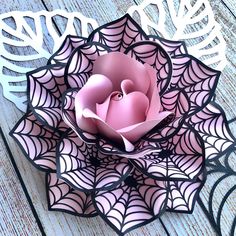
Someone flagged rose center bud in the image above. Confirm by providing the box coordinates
[96,90,149,131]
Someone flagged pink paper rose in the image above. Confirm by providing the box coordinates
[74,52,172,152]
[10,14,234,236]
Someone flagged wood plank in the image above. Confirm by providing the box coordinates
[221,0,236,17]
[0,128,43,236]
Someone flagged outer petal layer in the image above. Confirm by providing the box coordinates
[93,169,168,235]
[88,14,148,52]
[171,55,220,115]
[131,124,205,181]
[28,64,68,132]
[188,102,235,161]
[167,171,206,213]
[46,173,97,216]
[57,130,132,192]
[9,112,60,172]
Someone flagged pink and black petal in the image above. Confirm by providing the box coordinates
[65,42,111,88]
[92,168,168,235]
[149,35,187,57]
[131,124,205,181]
[27,64,69,132]
[9,112,60,172]
[56,130,132,192]
[48,35,87,64]
[46,173,97,217]
[144,88,190,142]
[88,14,148,52]
[188,102,235,161]
[167,171,206,213]
[61,88,156,156]
[170,55,220,115]
[61,88,97,142]
[125,41,172,95]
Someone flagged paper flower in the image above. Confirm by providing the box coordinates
[10,14,234,235]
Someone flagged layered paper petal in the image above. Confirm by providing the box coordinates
[48,35,87,64]
[167,171,206,213]
[144,89,190,141]
[92,52,150,94]
[57,130,132,191]
[171,55,220,115]
[125,41,172,95]
[131,124,205,181]
[149,35,187,57]
[28,64,68,132]
[88,14,148,52]
[46,173,97,216]
[93,169,168,235]
[61,88,98,143]
[9,112,60,171]
[65,42,111,88]
[188,102,235,161]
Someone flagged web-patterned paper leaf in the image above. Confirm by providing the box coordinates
[46,172,97,217]
[57,130,132,192]
[88,14,148,52]
[28,64,68,132]
[188,102,235,161]
[127,0,227,70]
[93,169,168,235]
[9,112,60,171]
[167,171,206,213]
[0,10,98,111]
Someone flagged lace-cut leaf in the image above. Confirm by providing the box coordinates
[170,55,220,115]
[46,172,97,217]
[28,64,68,132]
[0,10,98,111]
[127,0,227,70]
[88,14,148,52]
[188,102,235,161]
[132,124,205,181]
[167,172,206,213]
[65,42,111,88]
[93,169,168,235]
[57,130,132,192]
[9,112,60,172]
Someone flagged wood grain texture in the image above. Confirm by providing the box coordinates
[0,0,235,235]
[0,128,42,236]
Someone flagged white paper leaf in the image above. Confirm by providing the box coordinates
[127,0,227,70]
[0,10,98,111]
[0,1,226,112]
